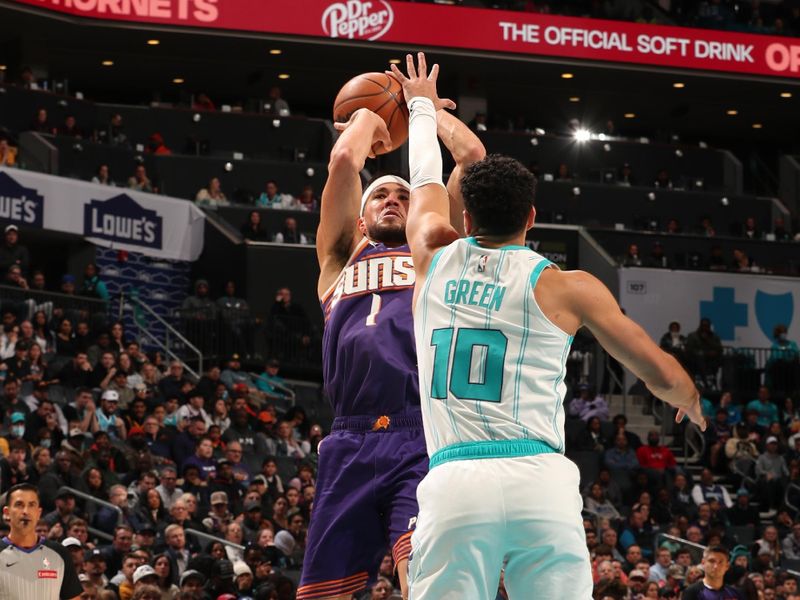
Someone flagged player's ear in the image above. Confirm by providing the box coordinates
[526,206,536,231]
[357,216,367,236]
[463,210,472,236]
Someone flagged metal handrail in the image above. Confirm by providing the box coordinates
[603,348,626,416]
[184,527,245,552]
[654,533,707,556]
[62,486,123,516]
[87,526,114,542]
[248,372,296,407]
[127,295,203,377]
[683,422,706,466]
[786,482,800,514]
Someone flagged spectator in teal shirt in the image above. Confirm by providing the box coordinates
[746,386,779,428]
[769,324,799,363]
[719,391,742,426]
[701,394,716,419]
[255,358,292,404]
[81,263,109,301]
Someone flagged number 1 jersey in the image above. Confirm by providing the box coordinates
[321,238,421,417]
[413,238,573,457]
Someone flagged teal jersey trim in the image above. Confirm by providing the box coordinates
[529,259,553,289]
[465,237,531,252]
[551,335,573,452]
[429,438,559,469]
[421,246,447,448]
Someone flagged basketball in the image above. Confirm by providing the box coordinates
[333,72,409,154]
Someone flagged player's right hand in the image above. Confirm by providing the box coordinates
[387,52,456,111]
[333,108,392,157]
[675,397,706,431]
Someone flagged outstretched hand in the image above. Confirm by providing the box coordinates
[675,396,706,431]
[387,52,456,112]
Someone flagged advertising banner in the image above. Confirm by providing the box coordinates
[7,0,800,79]
[619,267,798,348]
[0,167,205,261]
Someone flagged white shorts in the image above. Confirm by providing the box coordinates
[407,452,593,600]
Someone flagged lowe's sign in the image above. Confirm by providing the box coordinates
[0,167,204,261]
[620,268,797,347]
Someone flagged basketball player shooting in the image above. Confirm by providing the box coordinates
[296,66,484,600]
[390,52,706,599]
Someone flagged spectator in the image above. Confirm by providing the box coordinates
[266,86,290,116]
[746,386,779,429]
[708,245,726,271]
[783,522,800,560]
[128,164,154,193]
[699,216,716,237]
[256,180,291,209]
[568,384,609,422]
[617,162,636,186]
[156,465,183,510]
[241,210,269,241]
[29,107,54,134]
[81,263,110,301]
[731,248,756,273]
[773,216,792,241]
[192,93,216,111]
[742,216,761,239]
[91,164,115,186]
[584,483,622,521]
[469,112,488,132]
[645,241,670,268]
[685,318,723,389]
[756,436,788,514]
[605,431,640,473]
[654,169,673,189]
[767,324,799,393]
[637,430,678,489]
[659,321,687,364]
[267,419,310,459]
[58,115,82,138]
[556,163,572,181]
[665,218,681,234]
[195,177,229,208]
[295,185,318,212]
[690,468,733,508]
[650,547,673,583]
[621,243,642,267]
[146,132,171,156]
[0,136,17,167]
[106,113,129,147]
[255,359,292,405]
[0,224,30,276]
[718,391,742,426]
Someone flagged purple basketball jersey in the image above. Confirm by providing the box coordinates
[320,238,419,417]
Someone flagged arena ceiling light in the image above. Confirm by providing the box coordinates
[561,73,574,79]
[172,77,185,84]
[673,82,685,89]
[269,49,282,55]
[101,60,114,66]
[574,128,591,142]
[388,59,402,64]
[147,39,160,46]
[624,113,636,119]
[780,92,792,98]
[569,96,580,102]
[752,123,763,129]
[726,109,738,116]
[0,65,6,71]
[278,73,291,80]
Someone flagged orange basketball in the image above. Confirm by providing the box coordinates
[333,72,408,154]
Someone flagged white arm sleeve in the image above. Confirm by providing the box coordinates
[408,96,445,191]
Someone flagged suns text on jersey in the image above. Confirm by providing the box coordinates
[328,253,415,311]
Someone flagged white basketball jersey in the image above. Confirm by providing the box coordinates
[414,237,573,459]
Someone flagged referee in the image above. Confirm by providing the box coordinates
[0,483,82,600]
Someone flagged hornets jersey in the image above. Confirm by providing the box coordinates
[413,237,574,457]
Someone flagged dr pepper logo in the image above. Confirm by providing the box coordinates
[322,0,394,40]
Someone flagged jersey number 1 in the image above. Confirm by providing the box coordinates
[365,293,382,327]
[430,327,508,402]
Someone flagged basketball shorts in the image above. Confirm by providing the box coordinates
[297,413,427,599]
[408,451,593,600]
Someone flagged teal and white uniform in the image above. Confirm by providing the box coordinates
[409,237,592,600]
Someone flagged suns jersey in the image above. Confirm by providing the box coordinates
[320,238,420,417]
[413,237,574,457]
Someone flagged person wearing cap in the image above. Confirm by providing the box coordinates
[43,486,80,532]
[133,564,159,589]
[0,224,30,276]
[176,388,212,429]
[626,569,647,596]
[202,491,233,534]
[568,384,609,422]
[233,560,254,596]
[756,436,789,514]
[179,568,205,595]
[255,359,292,404]
[62,537,84,574]
[92,389,127,441]
[220,354,259,397]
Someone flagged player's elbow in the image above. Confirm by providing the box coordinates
[461,142,486,166]
[328,146,360,175]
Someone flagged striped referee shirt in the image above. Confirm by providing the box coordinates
[0,536,82,600]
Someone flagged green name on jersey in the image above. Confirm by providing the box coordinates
[443,279,506,312]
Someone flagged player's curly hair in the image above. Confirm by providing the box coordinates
[460,154,536,237]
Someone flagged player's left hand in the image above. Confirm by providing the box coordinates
[387,52,456,111]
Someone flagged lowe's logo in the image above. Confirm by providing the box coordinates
[83,194,163,250]
[0,172,44,228]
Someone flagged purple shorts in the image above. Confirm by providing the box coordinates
[297,413,427,599]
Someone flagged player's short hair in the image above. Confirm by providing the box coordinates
[460,154,536,237]
[705,545,730,559]
[4,483,39,507]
